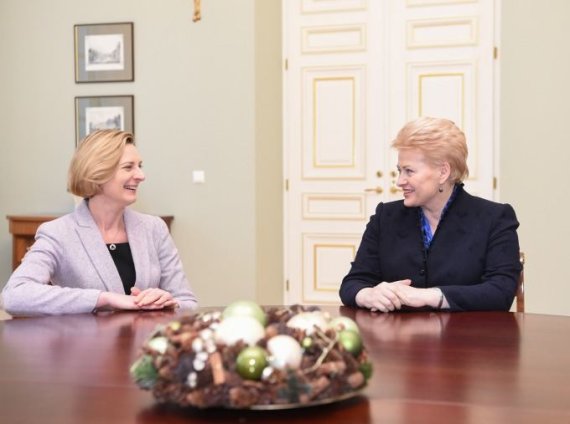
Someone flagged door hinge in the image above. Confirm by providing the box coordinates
[284,58,288,70]
[285,179,289,191]
[493,46,499,60]
[285,279,290,291]
[493,177,498,189]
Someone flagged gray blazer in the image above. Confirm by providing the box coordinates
[2,200,198,316]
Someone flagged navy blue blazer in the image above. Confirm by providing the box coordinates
[339,186,522,311]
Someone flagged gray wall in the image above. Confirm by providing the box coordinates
[1,0,569,315]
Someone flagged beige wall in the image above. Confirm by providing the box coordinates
[254,1,284,304]
[0,0,282,307]
[1,0,569,315]
[500,0,570,315]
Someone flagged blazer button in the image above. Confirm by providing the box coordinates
[419,268,425,276]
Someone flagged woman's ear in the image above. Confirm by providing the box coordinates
[439,161,451,184]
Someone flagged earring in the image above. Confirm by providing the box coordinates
[438,185,444,193]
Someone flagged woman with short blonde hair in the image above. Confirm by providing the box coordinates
[3,129,198,316]
[68,129,135,198]
[340,117,521,312]
[392,117,469,184]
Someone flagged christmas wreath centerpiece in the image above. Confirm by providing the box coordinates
[130,302,372,409]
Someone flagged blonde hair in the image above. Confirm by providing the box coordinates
[68,130,135,198]
[392,117,469,183]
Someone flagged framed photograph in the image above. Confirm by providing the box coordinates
[74,22,134,83]
[75,95,134,145]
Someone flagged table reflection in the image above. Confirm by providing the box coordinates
[1,311,178,422]
[346,308,450,342]
[340,307,522,422]
[136,395,371,424]
[0,307,537,424]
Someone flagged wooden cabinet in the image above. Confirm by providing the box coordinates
[7,215,54,271]
[6,214,174,271]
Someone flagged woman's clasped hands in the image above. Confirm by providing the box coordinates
[96,287,178,311]
[130,287,178,310]
[355,279,443,312]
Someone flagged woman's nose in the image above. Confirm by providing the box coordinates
[135,167,145,180]
[396,173,405,186]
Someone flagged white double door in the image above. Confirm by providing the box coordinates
[283,0,498,304]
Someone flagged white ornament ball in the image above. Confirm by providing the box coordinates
[214,316,265,346]
[267,335,303,370]
[286,311,328,335]
[147,336,168,354]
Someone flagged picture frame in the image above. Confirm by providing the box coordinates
[75,95,134,145]
[74,22,134,83]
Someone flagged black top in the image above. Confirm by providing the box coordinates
[339,185,522,311]
[107,242,136,294]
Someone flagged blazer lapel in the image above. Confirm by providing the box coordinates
[74,200,125,293]
[124,208,150,290]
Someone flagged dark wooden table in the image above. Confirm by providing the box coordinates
[1,308,569,424]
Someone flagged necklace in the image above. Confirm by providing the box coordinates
[106,222,125,251]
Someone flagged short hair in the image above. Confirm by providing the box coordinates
[391,117,469,183]
[68,130,135,198]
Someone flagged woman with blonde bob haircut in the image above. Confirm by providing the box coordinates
[3,129,198,316]
[68,129,135,198]
[392,117,469,184]
[340,117,521,312]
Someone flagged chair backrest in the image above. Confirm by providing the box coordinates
[516,252,525,313]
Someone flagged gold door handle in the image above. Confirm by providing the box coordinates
[364,186,383,194]
[390,186,402,194]
[390,170,401,194]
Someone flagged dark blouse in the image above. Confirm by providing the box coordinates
[106,242,136,294]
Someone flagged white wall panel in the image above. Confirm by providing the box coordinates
[302,193,366,220]
[301,0,367,14]
[302,233,360,303]
[302,25,366,54]
[406,0,477,7]
[302,66,366,179]
[407,17,477,48]
[408,61,478,177]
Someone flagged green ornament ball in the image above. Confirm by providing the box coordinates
[236,346,268,380]
[222,300,267,326]
[329,316,359,334]
[359,361,373,380]
[130,354,158,389]
[338,330,362,355]
[301,336,313,349]
[168,321,181,332]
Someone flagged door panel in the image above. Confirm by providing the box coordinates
[302,233,362,303]
[302,66,366,179]
[283,0,497,304]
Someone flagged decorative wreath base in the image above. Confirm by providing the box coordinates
[131,305,372,409]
